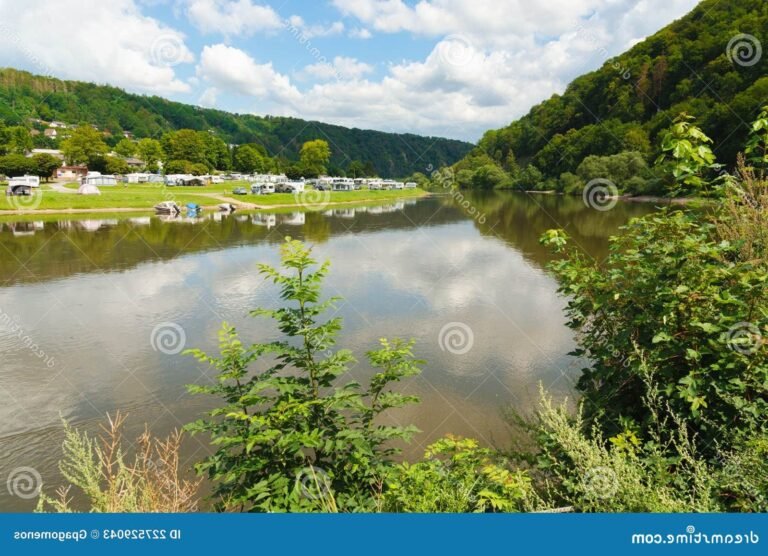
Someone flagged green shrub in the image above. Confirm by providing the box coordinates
[541,210,768,452]
[532,387,720,513]
[383,436,535,513]
[186,238,422,512]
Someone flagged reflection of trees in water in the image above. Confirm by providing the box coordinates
[0,194,662,286]
[441,191,659,267]
[0,201,466,286]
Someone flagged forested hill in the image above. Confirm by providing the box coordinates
[0,68,471,178]
[452,0,768,191]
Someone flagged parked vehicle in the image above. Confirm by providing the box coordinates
[6,175,40,196]
[276,180,306,193]
[404,182,418,189]
[251,183,275,195]
[83,174,118,186]
[232,187,248,195]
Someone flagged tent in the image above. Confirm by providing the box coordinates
[78,184,101,195]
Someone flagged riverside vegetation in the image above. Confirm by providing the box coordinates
[37,125,768,511]
[34,72,768,518]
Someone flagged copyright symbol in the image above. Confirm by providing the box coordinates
[90,529,100,539]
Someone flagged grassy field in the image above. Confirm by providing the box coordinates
[0,181,427,212]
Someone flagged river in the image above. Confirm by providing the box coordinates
[0,192,657,510]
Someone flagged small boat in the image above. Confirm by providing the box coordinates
[218,203,237,213]
[186,203,202,217]
[155,201,180,215]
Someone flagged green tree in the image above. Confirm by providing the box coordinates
[7,126,32,154]
[233,144,268,173]
[136,138,164,172]
[114,138,136,158]
[162,130,206,164]
[31,153,61,181]
[186,239,421,512]
[0,153,36,176]
[346,160,366,178]
[61,125,108,165]
[104,156,129,175]
[299,139,331,176]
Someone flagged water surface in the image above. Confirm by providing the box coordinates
[0,192,657,510]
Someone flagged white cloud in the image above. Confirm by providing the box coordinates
[0,0,193,94]
[186,0,283,37]
[196,44,301,104]
[286,15,345,39]
[198,0,700,140]
[349,28,372,39]
[302,56,374,81]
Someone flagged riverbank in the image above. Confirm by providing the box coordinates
[521,189,708,205]
[0,183,428,215]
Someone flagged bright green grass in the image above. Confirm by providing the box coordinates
[1,182,427,212]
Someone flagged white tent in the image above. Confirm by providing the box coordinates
[78,184,101,195]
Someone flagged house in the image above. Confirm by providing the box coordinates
[48,121,67,128]
[125,157,144,169]
[56,166,88,180]
[44,128,58,138]
[123,131,134,139]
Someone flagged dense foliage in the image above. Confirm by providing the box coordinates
[186,239,423,512]
[0,68,471,178]
[450,0,768,194]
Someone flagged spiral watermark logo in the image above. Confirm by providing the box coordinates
[583,466,618,499]
[437,34,475,67]
[726,34,762,67]
[150,322,186,355]
[726,322,763,355]
[296,466,331,501]
[6,190,43,210]
[438,322,474,355]
[7,467,42,499]
[295,188,331,210]
[583,178,619,211]
[150,34,186,67]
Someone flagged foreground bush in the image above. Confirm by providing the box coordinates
[186,238,422,512]
[541,207,768,453]
[383,436,535,513]
[38,412,200,512]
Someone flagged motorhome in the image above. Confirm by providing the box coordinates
[276,180,306,193]
[251,182,275,195]
[6,175,40,196]
[332,177,355,191]
[83,174,118,186]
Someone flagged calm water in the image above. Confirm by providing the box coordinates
[0,192,656,510]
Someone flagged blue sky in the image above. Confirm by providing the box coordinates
[0,0,700,141]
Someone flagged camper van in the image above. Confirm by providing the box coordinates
[251,182,275,195]
[83,174,118,186]
[6,175,40,196]
[276,180,306,193]
[332,177,355,191]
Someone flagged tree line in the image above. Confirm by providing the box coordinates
[0,121,381,180]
